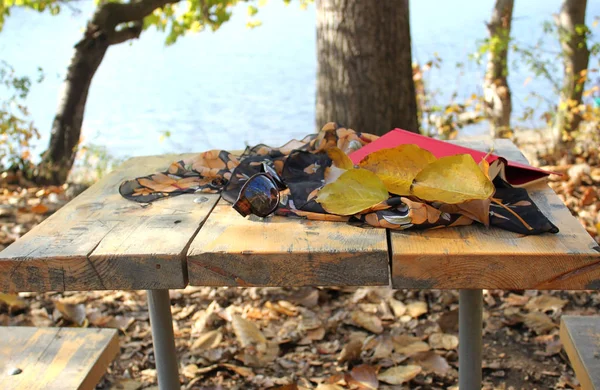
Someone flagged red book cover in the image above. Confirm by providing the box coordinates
[349,128,556,187]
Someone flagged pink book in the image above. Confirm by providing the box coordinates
[349,128,556,187]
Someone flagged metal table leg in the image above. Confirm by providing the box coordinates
[459,289,483,390]
[147,289,180,390]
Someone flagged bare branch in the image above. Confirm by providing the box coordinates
[107,23,143,45]
[93,0,181,29]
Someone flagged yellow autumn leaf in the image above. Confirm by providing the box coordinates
[359,144,436,195]
[411,154,495,204]
[316,169,389,216]
[326,147,354,169]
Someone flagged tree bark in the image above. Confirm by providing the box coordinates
[483,0,513,139]
[553,0,590,149]
[36,0,176,185]
[316,0,419,136]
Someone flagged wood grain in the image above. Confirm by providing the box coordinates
[560,316,600,390]
[187,200,389,287]
[0,154,219,292]
[390,140,600,290]
[0,327,119,390]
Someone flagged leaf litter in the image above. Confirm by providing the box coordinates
[2,134,600,389]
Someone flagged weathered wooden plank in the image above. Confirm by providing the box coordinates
[187,200,389,287]
[0,154,219,292]
[560,316,600,390]
[390,140,600,290]
[0,327,119,390]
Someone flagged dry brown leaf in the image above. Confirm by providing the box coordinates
[377,365,422,384]
[393,335,431,356]
[338,339,363,363]
[347,364,379,390]
[372,334,394,359]
[220,363,254,377]
[326,147,354,169]
[54,301,86,326]
[108,379,143,390]
[411,351,450,375]
[182,363,200,379]
[525,295,568,313]
[406,301,428,318]
[315,385,344,390]
[30,203,49,214]
[106,315,134,331]
[412,154,495,204]
[359,144,436,195]
[428,333,458,350]
[231,315,267,349]
[191,328,223,351]
[523,312,556,334]
[505,293,529,307]
[440,198,491,226]
[290,289,319,308]
[350,310,383,334]
[316,169,389,215]
[0,293,27,311]
[389,298,407,318]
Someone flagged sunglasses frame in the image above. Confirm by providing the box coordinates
[232,162,285,218]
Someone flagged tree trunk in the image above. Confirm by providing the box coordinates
[316,0,419,136]
[35,0,174,185]
[483,0,513,139]
[553,0,590,149]
[36,38,109,184]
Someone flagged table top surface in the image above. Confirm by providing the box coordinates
[1,139,598,292]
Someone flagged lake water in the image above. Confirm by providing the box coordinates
[1,0,599,160]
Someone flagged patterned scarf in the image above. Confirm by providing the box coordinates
[119,123,558,235]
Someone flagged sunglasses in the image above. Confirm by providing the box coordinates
[233,162,286,218]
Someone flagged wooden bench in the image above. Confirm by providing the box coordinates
[0,327,119,390]
[560,316,600,390]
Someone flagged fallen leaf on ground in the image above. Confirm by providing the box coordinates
[30,203,49,214]
[388,298,407,318]
[428,333,458,350]
[192,328,223,351]
[522,312,556,334]
[411,154,495,204]
[371,334,394,359]
[54,301,86,326]
[0,293,27,311]
[338,339,363,363]
[347,364,379,390]
[106,315,134,331]
[315,385,344,390]
[359,144,436,195]
[231,315,267,349]
[411,351,450,375]
[406,301,428,318]
[220,363,254,377]
[350,310,383,334]
[377,365,422,384]
[525,295,568,313]
[393,335,431,356]
[316,168,389,215]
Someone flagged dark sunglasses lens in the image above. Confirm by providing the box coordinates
[245,175,279,216]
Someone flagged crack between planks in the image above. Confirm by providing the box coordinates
[535,258,600,288]
[179,196,222,286]
[385,229,393,288]
[84,224,120,290]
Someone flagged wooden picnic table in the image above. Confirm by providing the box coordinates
[1,139,598,390]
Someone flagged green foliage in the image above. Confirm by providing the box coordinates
[0,0,62,31]
[0,61,40,169]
